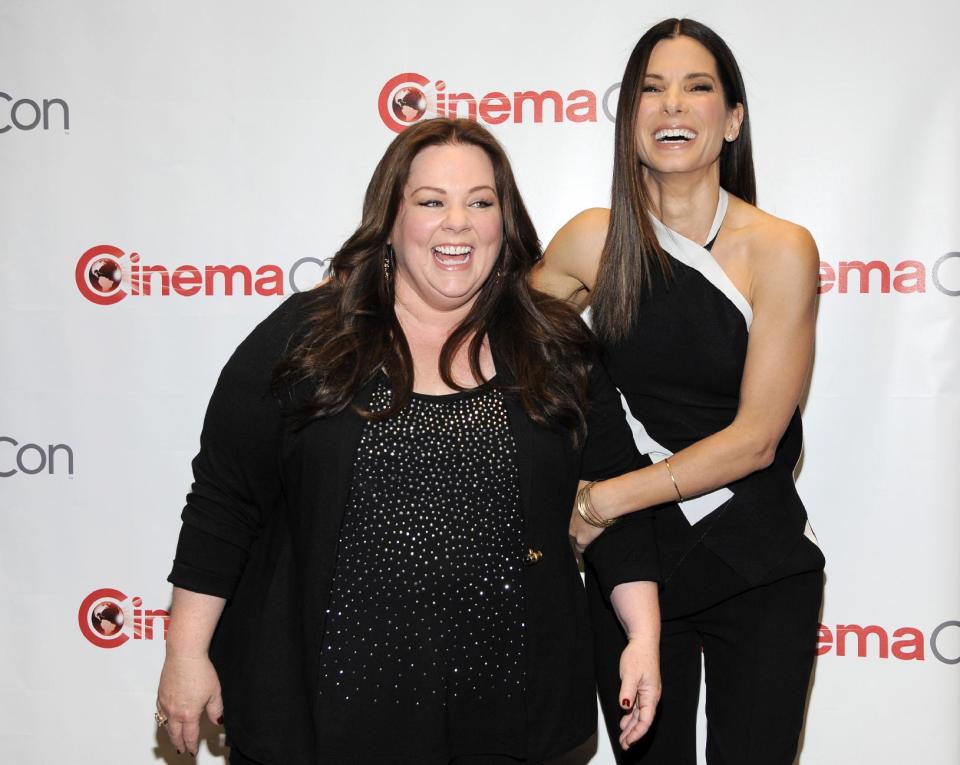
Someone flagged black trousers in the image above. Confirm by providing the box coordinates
[591,543,824,765]
[230,747,537,764]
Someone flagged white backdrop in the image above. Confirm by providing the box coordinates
[1,1,958,763]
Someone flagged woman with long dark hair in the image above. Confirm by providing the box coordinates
[534,18,825,764]
[155,118,661,764]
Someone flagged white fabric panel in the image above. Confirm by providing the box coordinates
[649,188,754,328]
[619,391,735,527]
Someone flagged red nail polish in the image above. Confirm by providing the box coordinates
[217,715,224,725]
[622,697,630,707]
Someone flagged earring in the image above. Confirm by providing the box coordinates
[383,245,393,282]
[725,133,735,142]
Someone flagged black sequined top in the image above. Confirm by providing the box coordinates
[315,378,527,762]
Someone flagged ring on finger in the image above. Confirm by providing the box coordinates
[154,710,169,726]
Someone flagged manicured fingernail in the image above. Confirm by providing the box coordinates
[622,698,631,707]
[217,715,224,725]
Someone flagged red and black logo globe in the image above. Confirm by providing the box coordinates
[391,86,427,124]
[87,256,122,294]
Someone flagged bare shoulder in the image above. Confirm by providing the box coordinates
[559,206,611,241]
[533,207,610,300]
[547,208,610,270]
[727,196,819,287]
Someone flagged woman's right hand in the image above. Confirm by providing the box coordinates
[616,635,661,749]
[156,651,224,757]
[608,581,662,749]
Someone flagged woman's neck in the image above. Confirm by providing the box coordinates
[393,290,492,393]
[393,289,470,346]
[643,164,722,245]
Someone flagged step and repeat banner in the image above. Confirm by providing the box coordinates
[1,1,957,763]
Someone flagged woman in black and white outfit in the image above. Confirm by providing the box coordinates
[534,18,825,765]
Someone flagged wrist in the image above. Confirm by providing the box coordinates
[592,476,633,521]
[576,481,617,529]
[164,641,211,661]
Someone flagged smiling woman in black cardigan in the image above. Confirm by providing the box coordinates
[155,118,662,765]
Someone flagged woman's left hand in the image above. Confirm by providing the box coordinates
[617,635,661,749]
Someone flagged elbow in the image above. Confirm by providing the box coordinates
[732,425,778,472]
[750,440,777,471]
[723,422,781,475]
[755,450,776,472]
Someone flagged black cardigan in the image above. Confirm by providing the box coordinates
[168,292,658,764]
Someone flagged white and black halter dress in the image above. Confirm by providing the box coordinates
[588,189,824,619]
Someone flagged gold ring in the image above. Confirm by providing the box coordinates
[154,710,169,726]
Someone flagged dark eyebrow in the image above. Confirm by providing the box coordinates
[410,185,496,194]
[643,72,717,81]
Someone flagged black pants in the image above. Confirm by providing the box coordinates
[230,748,536,764]
[591,544,823,765]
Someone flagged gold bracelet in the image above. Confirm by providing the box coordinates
[663,458,684,503]
[576,481,617,528]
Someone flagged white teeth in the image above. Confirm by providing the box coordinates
[434,245,473,255]
[655,128,697,141]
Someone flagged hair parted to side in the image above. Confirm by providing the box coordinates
[275,118,593,440]
[591,18,757,343]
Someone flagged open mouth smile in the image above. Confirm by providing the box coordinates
[432,244,474,268]
[654,128,698,143]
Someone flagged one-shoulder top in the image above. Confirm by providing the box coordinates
[599,190,821,599]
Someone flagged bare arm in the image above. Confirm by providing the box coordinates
[610,580,661,749]
[577,469,662,748]
[530,208,609,308]
[156,587,227,756]
[576,224,819,538]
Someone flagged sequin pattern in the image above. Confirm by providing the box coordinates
[318,380,525,707]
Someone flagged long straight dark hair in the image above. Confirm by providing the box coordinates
[275,118,593,440]
[591,18,757,343]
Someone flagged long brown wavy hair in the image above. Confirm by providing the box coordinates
[591,18,757,343]
[275,118,593,440]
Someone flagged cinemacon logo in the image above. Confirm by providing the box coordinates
[1,436,73,477]
[378,72,620,133]
[76,244,326,305]
[819,253,959,295]
[817,621,960,664]
[0,91,69,133]
[78,588,169,649]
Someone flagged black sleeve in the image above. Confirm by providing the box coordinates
[580,359,661,592]
[580,359,645,481]
[167,293,307,599]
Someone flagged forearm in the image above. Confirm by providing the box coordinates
[609,581,660,640]
[599,421,774,518]
[165,586,226,659]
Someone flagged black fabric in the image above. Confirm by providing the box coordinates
[315,382,527,760]
[168,291,654,765]
[596,253,810,588]
[230,747,539,765]
[584,235,826,762]
[228,748,264,765]
[591,542,823,765]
